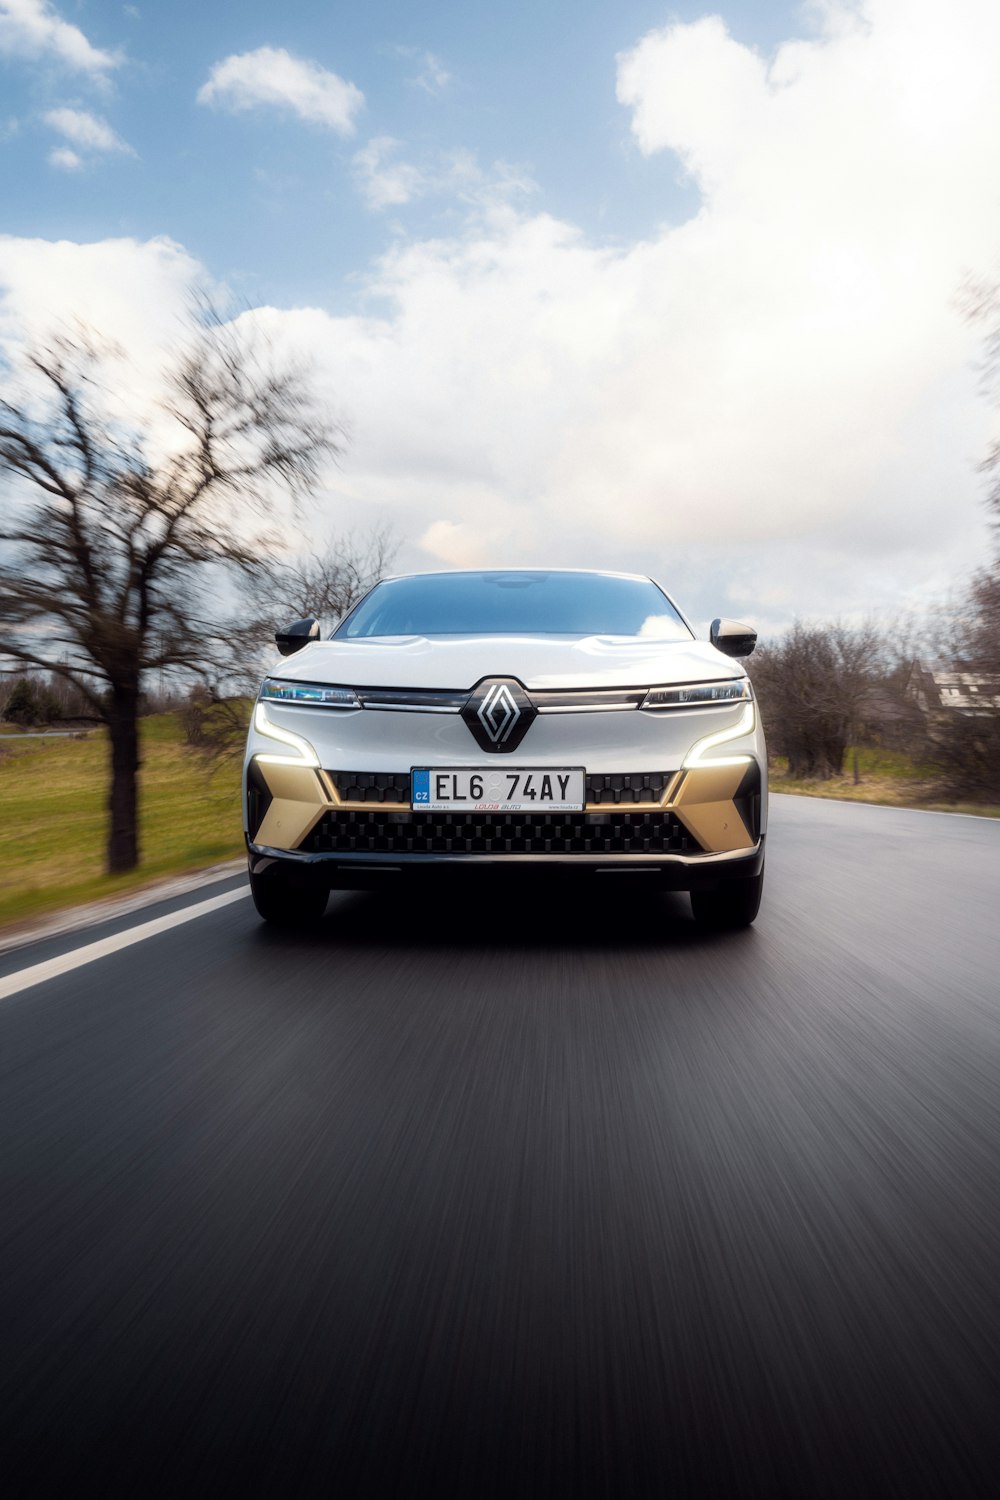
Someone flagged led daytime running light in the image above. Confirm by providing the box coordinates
[253,701,320,767]
[682,701,756,767]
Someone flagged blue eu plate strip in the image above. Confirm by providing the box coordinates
[412,769,430,805]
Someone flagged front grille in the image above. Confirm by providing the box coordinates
[329,771,673,806]
[585,773,672,805]
[300,809,700,856]
[330,771,411,804]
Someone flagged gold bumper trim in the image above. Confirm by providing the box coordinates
[253,764,331,850]
[669,765,756,853]
[251,761,757,855]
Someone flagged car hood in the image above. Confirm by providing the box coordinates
[266,635,744,691]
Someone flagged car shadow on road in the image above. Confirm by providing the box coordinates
[250,883,758,954]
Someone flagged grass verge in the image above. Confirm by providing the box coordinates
[0,713,244,929]
[769,746,1000,817]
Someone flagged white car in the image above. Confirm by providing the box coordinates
[243,569,767,928]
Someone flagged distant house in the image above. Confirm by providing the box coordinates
[906,661,1000,719]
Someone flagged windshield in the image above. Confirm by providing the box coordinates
[335,571,692,640]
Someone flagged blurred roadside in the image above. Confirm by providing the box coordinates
[2,707,997,946]
[0,712,243,932]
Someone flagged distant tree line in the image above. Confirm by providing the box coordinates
[926,273,1000,799]
[1,673,73,726]
[751,275,1000,801]
[749,574,999,801]
[918,564,1000,801]
[0,670,185,726]
[749,621,886,781]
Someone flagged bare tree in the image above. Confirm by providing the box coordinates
[184,527,399,760]
[957,273,1000,662]
[920,275,1000,798]
[963,565,1000,666]
[249,523,397,633]
[0,318,340,872]
[750,620,883,779]
[920,565,1000,800]
[963,271,1000,538]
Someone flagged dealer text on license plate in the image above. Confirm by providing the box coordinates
[412,767,584,813]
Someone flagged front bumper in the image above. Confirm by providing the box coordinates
[247,836,765,892]
[246,759,762,849]
[245,756,765,893]
[243,693,767,892]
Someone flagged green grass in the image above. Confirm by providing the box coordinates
[0,714,244,928]
[769,746,1000,817]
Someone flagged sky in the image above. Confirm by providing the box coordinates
[2,0,1000,636]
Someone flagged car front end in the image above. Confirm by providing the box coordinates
[243,570,767,928]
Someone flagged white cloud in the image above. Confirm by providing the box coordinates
[0,233,207,356]
[617,14,764,174]
[296,1,1000,622]
[352,137,428,210]
[44,106,134,156]
[396,46,451,96]
[4,3,1000,629]
[0,234,231,489]
[418,518,497,568]
[0,0,118,75]
[352,137,535,214]
[0,235,312,550]
[197,46,364,135]
[47,144,81,170]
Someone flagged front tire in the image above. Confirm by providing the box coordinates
[690,868,763,931]
[249,866,328,927]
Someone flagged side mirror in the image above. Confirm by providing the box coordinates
[275,616,321,657]
[710,617,757,658]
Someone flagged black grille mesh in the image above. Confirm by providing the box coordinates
[301,809,699,856]
[585,773,672,805]
[330,770,673,806]
[331,771,411,804]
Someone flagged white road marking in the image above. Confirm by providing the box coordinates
[0,860,246,959]
[0,887,250,1002]
[772,793,1000,822]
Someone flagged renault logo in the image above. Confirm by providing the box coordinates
[478,683,520,744]
[462,678,537,753]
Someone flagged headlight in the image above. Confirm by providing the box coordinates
[260,677,361,709]
[642,679,751,710]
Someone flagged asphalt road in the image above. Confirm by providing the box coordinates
[1,795,999,1497]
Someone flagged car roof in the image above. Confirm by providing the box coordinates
[378,567,654,584]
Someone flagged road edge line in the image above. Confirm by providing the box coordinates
[771,793,1000,822]
[0,887,250,1003]
[0,860,246,958]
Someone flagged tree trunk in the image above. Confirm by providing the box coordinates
[106,685,141,874]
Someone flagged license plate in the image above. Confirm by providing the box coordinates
[412,767,585,813]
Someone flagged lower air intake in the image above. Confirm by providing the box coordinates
[301,809,700,856]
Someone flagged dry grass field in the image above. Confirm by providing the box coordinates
[0,714,243,928]
[768,746,1000,817]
